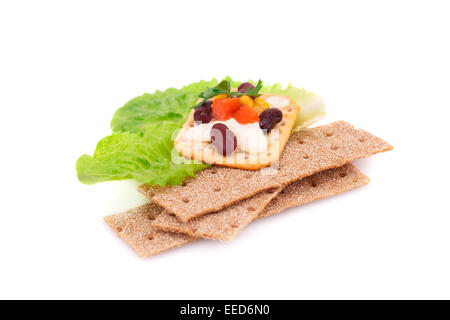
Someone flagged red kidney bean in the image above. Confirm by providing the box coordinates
[194,110,211,123]
[201,100,212,113]
[238,82,255,93]
[194,102,212,123]
[210,123,237,156]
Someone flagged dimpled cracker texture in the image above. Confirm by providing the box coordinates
[106,164,369,256]
[257,163,370,219]
[153,187,283,241]
[140,121,393,222]
[104,202,196,257]
[151,164,368,241]
[139,168,281,222]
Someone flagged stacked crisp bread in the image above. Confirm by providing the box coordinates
[104,121,393,257]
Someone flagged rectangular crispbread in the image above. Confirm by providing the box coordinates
[138,166,281,221]
[140,121,393,222]
[153,187,282,241]
[104,202,196,258]
[106,164,369,256]
[257,163,370,219]
[151,164,368,241]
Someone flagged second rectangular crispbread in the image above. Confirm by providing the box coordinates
[107,164,369,256]
[257,163,370,219]
[152,164,369,241]
[153,187,282,241]
[140,121,392,222]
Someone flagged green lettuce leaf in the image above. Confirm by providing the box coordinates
[77,77,325,187]
[76,121,209,186]
[262,83,326,131]
[111,79,220,134]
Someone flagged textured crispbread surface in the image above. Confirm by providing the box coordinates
[153,187,282,241]
[258,163,370,219]
[104,203,196,257]
[174,93,300,170]
[139,166,281,222]
[108,164,370,256]
[268,121,392,186]
[151,164,368,241]
[141,121,393,222]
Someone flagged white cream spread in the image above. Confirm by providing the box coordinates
[234,122,267,154]
[265,96,290,108]
[185,118,267,154]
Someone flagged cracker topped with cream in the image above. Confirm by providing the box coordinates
[174,81,300,170]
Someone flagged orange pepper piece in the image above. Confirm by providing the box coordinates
[232,104,260,124]
[212,98,241,120]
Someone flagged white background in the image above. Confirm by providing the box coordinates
[1,0,449,299]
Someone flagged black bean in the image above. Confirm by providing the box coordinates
[194,108,211,123]
[259,117,273,131]
[259,108,283,132]
[260,108,283,124]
